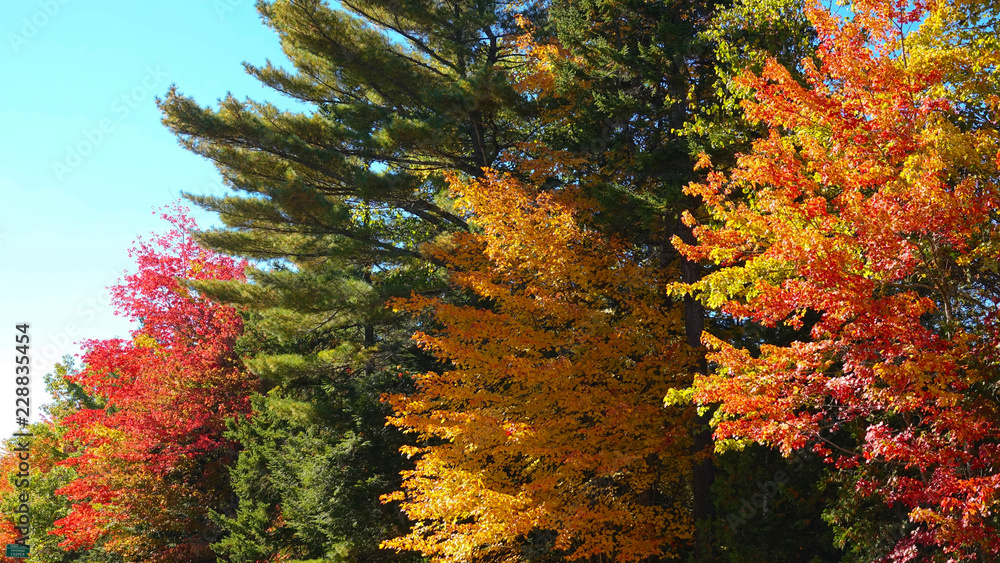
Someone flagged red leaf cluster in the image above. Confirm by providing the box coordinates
[51,206,255,561]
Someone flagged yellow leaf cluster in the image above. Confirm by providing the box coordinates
[384,171,696,561]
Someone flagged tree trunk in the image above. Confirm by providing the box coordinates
[675,213,716,561]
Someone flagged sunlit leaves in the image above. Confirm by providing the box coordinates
[384,171,695,561]
[676,0,1000,558]
[50,207,255,562]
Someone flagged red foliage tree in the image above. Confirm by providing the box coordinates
[52,206,255,562]
[674,0,1000,559]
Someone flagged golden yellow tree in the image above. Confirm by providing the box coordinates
[383,171,695,562]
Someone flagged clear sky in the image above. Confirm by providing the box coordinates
[0,0,299,439]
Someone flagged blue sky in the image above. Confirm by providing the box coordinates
[0,0,298,438]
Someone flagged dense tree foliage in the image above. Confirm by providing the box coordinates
[673,0,1000,559]
[1,0,997,561]
[0,360,117,563]
[52,209,252,563]
[383,170,694,561]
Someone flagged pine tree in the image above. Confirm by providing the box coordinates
[159,0,541,559]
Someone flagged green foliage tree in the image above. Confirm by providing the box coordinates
[209,327,424,562]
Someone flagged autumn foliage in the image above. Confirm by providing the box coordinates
[383,171,695,562]
[675,0,1000,558]
[2,0,999,561]
[51,208,254,562]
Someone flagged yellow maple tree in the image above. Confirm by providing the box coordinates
[383,170,695,562]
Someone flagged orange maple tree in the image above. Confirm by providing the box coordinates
[673,0,1000,558]
[383,171,695,562]
[51,207,255,562]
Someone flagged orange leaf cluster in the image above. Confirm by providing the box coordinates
[679,0,1000,557]
[383,171,695,561]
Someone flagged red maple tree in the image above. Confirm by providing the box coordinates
[52,206,255,562]
[674,0,1000,558]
